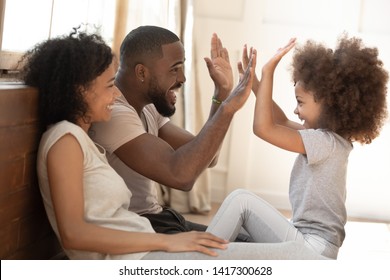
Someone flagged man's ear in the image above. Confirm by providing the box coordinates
[135,64,147,83]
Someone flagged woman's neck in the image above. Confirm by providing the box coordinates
[76,118,91,133]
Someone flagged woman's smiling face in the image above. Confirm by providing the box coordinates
[83,62,121,124]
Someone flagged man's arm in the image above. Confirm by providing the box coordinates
[202,33,234,166]
[114,52,256,191]
[151,33,233,169]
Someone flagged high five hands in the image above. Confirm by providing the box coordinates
[238,38,296,93]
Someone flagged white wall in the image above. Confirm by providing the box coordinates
[193,0,390,221]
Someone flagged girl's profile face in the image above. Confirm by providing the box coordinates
[293,81,322,129]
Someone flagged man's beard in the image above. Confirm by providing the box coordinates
[147,78,177,117]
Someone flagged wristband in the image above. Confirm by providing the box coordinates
[212,96,222,105]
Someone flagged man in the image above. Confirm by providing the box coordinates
[90,26,253,237]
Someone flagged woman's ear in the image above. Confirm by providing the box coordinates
[77,85,88,96]
[78,81,95,96]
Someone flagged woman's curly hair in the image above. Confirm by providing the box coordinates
[20,29,113,127]
[291,34,388,144]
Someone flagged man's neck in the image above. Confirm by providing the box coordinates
[115,72,146,117]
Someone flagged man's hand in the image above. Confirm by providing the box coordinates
[238,44,260,94]
[204,33,234,100]
[222,47,257,113]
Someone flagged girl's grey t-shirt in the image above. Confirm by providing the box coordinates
[290,129,353,248]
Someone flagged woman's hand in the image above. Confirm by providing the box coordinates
[162,231,229,257]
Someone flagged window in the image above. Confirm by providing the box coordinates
[0,0,116,79]
[0,0,180,81]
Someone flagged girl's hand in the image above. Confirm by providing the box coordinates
[262,38,296,74]
[163,231,229,257]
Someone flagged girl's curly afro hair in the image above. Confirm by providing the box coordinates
[291,34,388,144]
[20,28,113,128]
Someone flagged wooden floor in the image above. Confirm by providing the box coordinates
[183,202,390,260]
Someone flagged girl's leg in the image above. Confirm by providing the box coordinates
[206,189,303,243]
[141,241,326,260]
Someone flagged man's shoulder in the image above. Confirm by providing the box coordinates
[89,100,145,152]
[112,96,138,115]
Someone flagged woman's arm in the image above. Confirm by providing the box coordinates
[47,134,227,256]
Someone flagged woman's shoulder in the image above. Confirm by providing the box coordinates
[46,120,81,133]
[41,121,89,151]
[46,120,84,139]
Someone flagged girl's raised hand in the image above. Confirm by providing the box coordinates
[262,38,296,73]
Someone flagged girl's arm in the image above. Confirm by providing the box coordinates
[239,45,303,130]
[47,134,227,257]
[252,39,306,154]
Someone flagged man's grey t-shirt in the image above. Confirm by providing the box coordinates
[90,95,169,215]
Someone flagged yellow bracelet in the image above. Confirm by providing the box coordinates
[212,96,222,105]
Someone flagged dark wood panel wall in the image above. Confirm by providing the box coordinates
[0,84,63,259]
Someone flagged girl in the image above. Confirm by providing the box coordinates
[227,35,387,259]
